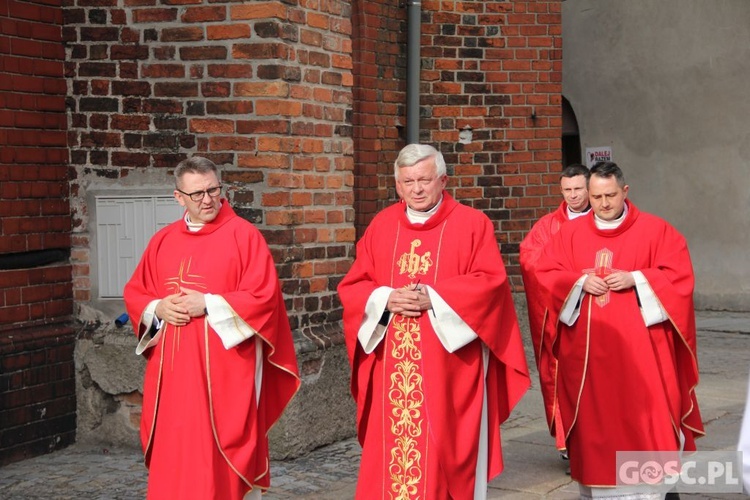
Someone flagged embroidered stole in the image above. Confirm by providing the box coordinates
[382,221,444,498]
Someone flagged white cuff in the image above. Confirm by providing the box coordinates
[425,285,478,352]
[135,299,163,355]
[559,275,587,326]
[357,286,393,354]
[205,293,257,349]
[633,271,668,326]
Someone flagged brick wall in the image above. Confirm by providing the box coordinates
[0,325,76,466]
[0,0,75,465]
[421,0,563,289]
[352,0,563,292]
[351,0,407,229]
[64,0,354,335]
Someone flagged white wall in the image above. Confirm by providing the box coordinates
[563,0,750,310]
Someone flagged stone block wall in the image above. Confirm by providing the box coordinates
[0,0,75,465]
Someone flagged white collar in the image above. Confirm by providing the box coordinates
[567,205,591,220]
[405,196,443,224]
[594,202,628,230]
[184,201,222,232]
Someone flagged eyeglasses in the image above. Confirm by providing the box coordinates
[177,185,222,202]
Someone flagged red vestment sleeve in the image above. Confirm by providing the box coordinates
[337,223,385,442]
[636,216,703,448]
[215,223,301,430]
[428,213,530,423]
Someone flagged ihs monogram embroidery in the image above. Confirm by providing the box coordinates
[397,239,434,279]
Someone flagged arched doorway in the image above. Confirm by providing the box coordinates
[562,96,581,167]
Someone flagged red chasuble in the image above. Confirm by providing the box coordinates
[123,201,300,499]
[338,193,530,499]
[535,200,704,487]
[519,202,571,449]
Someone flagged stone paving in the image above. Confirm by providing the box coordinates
[0,438,362,500]
[0,312,748,499]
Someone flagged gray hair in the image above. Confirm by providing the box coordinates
[393,144,447,179]
[174,156,219,187]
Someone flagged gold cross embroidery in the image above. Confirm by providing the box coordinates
[582,248,622,307]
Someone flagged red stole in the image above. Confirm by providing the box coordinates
[536,200,704,486]
[338,193,529,499]
[124,202,300,498]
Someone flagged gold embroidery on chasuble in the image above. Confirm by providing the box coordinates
[163,257,207,365]
[387,236,438,499]
[388,316,424,499]
[396,239,433,279]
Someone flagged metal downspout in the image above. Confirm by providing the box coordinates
[406,0,421,144]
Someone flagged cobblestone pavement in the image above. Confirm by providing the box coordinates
[1,312,748,499]
[0,437,362,500]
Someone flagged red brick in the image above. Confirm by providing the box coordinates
[189,119,234,134]
[207,24,250,40]
[207,136,254,151]
[266,209,303,226]
[262,192,290,207]
[201,82,230,98]
[307,12,329,30]
[153,82,199,97]
[132,8,177,23]
[255,100,302,116]
[0,305,30,324]
[237,153,290,169]
[236,119,288,135]
[111,114,150,130]
[207,64,253,79]
[231,3,287,21]
[206,100,253,114]
[141,64,185,78]
[182,6,226,23]
[180,46,227,60]
[110,45,149,60]
[161,27,204,42]
[232,43,290,60]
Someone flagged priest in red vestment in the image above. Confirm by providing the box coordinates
[519,164,590,454]
[535,161,704,497]
[123,157,300,500]
[337,144,530,500]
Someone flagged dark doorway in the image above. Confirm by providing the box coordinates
[562,96,581,167]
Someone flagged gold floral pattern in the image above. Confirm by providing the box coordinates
[387,315,425,499]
